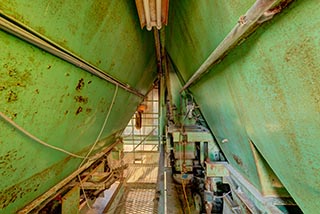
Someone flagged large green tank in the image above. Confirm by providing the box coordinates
[166,0,320,213]
[0,1,157,213]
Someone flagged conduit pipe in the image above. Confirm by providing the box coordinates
[180,0,287,92]
[143,0,152,30]
[156,0,162,29]
[154,28,162,68]
[0,13,145,98]
[136,0,168,31]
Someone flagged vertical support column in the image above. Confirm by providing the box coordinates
[159,72,165,144]
[156,143,165,213]
[158,28,166,145]
[131,115,135,161]
[156,27,166,214]
[62,186,80,214]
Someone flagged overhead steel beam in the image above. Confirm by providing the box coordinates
[180,0,292,92]
[0,13,145,98]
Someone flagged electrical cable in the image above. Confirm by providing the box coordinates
[179,121,191,213]
[213,190,232,199]
[0,111,91,159]
[77,84,119,210]
[78,84,118,168]
[77,174,92,209]
[182,179,191,214]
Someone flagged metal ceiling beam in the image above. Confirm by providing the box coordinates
[180,0,292,92]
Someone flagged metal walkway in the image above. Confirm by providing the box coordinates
[115,184,157,214]
[107,86,160,213]
[105,152,159,214]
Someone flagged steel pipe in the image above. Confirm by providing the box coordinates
[143,0,152,31]
[156,0,162,29]
[0,13,145,98]
[180,0,287,92]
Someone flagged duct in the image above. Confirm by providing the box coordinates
[180,0,290,92]
[0,14,145,98]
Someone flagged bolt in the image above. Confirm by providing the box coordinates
[222,139,229,144]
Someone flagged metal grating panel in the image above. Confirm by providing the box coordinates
[107,151,159,214]
[116,188,157,214]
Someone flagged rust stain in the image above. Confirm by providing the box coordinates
[0,185,23,209]
[109,61,116,70]
[75,106,83,115]
[27,56,35,63]
[286,37,320,110]
[0,153,74,210]
[74,95,88,104]
[68,23,78,35]
[0,182,38,209]
[0,150,24,177]
[232,154,243,166]
[6,90,18,102]
[8,69,17,77]
[86,108,92,113]
[3,110,18,119]
[75,78,85,91]
[37,26,46,35]
[59,94,65,104]
[1,64,32,95]
[272,0,294,12]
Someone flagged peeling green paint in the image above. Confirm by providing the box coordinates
[0,1,157,212]
[167,0,320,212]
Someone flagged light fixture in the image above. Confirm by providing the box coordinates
[135,0,169,31]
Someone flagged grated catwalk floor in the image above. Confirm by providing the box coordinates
[83,152,160,214]
[115,186,157,214]
[112,152,159,213]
